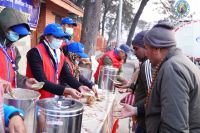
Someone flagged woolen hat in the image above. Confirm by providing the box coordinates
[144,22,176,48]
[132,30,148,48]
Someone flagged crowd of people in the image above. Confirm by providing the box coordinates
[1,6,200,133]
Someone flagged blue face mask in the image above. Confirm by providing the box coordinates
[6,30,19,42]
[49,38,63,49]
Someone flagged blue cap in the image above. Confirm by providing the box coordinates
[61,17,77,26]
[11,24,30,36]
[43,23,69,38]
[119,44,131,54]
[67,42,88,58]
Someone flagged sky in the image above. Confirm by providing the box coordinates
[120,0,200,42]
[140,0,200,22]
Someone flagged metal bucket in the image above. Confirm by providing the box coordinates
[79,67,93,80]
[34,98,83,133]
[0,84,5,133]
[4,88,41,133]
[98,66,118,92]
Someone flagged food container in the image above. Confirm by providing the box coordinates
[79,67,93,80]
[98,66,118,92]
[4,88,41,133]
[34,97,84,133]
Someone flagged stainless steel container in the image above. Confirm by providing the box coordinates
[79,67,93,80]
[4,88,41,133]
[34,98,83,133]
[98,66,118,92]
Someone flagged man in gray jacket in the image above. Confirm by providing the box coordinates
[144,22,200,133]
[114,21,200,133]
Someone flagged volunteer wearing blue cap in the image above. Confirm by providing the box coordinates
[0,7,40,133]
[26,23,91,99]
[94,44,131,83]
[61,17,77,45]
[61,42,98,97]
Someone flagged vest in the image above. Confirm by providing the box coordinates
[94,50,123,81]
[26,43,65,99]
[0,47,16,87]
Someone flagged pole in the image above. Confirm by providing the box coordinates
[117,0,123,46]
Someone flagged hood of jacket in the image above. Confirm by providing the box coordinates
[0,7,30,44]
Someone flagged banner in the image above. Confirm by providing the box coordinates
[0,0,40,30]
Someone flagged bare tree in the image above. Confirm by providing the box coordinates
[126,0,149,46]
[101,0,111,36]
[80,0,103,56]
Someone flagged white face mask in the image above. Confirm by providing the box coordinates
[65,27,74,36]
[49,38,63,49]
[75,60,79,65]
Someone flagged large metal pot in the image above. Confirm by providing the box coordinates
[4,88,41,133]
[98,66,118,92]
[79,67,93,80]
[34,97,83,133]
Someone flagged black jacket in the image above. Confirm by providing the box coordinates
[131,58,151,129]
[27,42,82,95]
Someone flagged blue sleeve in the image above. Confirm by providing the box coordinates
[3,104,24,127]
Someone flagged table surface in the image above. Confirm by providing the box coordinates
[81,91,118,133]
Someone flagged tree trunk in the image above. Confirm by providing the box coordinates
[126,0,149,46]
[101,0,111,37]
[80,0,103,56]
[76,0,84,7]
[101,10,107,36]
[107,13,118,46]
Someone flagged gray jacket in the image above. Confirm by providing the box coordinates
[146,47,200,133]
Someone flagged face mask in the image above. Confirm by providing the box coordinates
[49,38,63,49]
[75,60,79,65]
[6,30,19,42]
[65,27,74,36]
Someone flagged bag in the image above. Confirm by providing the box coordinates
[120,92,135,105]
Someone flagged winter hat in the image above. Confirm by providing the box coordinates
[144,22,176,48]
[132,30,148,48]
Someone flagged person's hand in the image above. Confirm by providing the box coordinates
[64,88,82,99]
[115,82,131,89]
[8,115,26,133]
[91,85,99,98]
[25,78,38,89]
[0,79,12,93]
[78,86,90,93]
[80,58,91,65]
[113,103,137,119]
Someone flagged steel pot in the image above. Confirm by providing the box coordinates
[4,88,41,133]
[34,97,83,133]
[79,67,93,80]
[98,66,118,92]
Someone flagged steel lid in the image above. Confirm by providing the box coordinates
[102,66,118,71]
[36,98,84,116]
